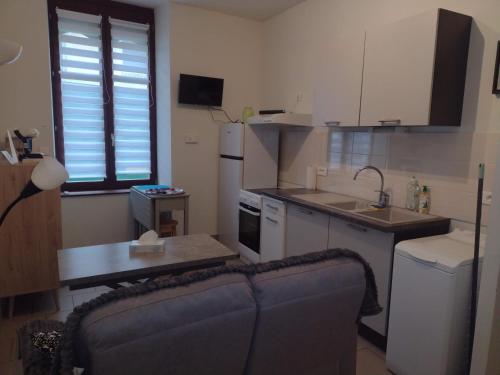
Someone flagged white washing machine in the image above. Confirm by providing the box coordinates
[386,230,484,375]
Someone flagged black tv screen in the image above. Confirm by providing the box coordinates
[178,74,224,107]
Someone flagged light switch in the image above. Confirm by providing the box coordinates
[483,191,492,206]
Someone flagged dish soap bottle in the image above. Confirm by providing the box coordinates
[406,176,420,211]
[418,185,431,214]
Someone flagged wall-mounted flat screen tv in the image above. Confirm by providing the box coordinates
[178,74,224,107]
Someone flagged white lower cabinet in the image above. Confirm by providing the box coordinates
[260,198,286,262]
[286,203,330,257]
[328,217,394,336]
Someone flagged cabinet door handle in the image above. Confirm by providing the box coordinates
[266,204,279,211]
[265,216,279,224]
[239,206,261,217]
[378,119,401,125]
[298,208,314,216]
[347,223,368,233]
[325,121,341,126]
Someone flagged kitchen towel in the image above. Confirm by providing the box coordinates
[306,166,317,189]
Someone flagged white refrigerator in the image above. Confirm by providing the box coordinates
[217,122,279,251]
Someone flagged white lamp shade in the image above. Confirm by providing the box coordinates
[31,157,69,191]
[0,39,22,65]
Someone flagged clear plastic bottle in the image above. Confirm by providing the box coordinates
[406,176,420,211]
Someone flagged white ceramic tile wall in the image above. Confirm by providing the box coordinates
[279,128,498,226]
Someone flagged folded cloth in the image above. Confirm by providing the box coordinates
[19,320,64,375]
[41,248,382,375]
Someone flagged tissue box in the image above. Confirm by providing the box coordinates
[129,239,165,255]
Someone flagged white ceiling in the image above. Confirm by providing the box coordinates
[120,0,305,21]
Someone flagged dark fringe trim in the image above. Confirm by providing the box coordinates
[53,248,381,375]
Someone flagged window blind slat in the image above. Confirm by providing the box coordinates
[60,59,101,71]
[59,21,101,37]
[58,12,106,181]
[59,34,102,48]
[112,74,149,85]
[111,20,151,179]
[113,40,148,53]
[61,47,101,60]
[111,28,148,43]
[112,51,147,63]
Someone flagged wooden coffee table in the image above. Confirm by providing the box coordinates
[58,234,238,290]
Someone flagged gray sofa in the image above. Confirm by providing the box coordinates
[22,249,381,375]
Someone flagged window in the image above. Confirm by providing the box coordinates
[48,0,157,191]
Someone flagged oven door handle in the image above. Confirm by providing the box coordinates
[239,206,261,217]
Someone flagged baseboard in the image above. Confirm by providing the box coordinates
[359,323,387,352]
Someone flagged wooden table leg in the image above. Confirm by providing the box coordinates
[184,197,189,235]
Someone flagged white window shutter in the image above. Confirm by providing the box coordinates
[57,8,107,182]
[110,18,152,181]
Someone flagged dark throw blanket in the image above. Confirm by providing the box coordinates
[22,248,382,375]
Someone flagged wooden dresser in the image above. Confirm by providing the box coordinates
[0,161,62,314]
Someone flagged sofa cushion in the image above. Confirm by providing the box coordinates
[245,257,365,375]
[76,273,256,375]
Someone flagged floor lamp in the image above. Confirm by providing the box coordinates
[0,157,68,226]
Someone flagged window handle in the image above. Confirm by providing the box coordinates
[111,133,115,147]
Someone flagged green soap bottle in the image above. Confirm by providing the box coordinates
[418,185,431,214]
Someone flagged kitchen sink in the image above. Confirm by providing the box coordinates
[325,201,371,211]
[355,207,433,224]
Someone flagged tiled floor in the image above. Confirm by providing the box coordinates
[0,288,390,375]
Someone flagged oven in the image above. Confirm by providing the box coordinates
[238,190,262,263]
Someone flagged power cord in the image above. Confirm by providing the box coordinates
[208,106,237,123]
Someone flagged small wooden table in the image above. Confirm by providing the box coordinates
[130,187,190,238]
[58,234,238,290]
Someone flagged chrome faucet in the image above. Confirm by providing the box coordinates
[353,165,390,208]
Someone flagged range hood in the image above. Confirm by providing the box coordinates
[247,113,312,127]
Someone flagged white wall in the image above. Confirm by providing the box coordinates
[0,1,263,246]
[264,0,500,227]
[169,3,263,234]
[0,0,157,248]
[0,0,54,154]
[156,1,172,186]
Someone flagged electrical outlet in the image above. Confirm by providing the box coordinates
[184,135,199,144]
[317,166,328,177]
[482,191,492,206]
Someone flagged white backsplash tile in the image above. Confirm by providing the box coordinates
[280,128,498,225]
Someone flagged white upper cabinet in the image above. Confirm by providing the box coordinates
[360,9,472,127]
[312,31,365,127]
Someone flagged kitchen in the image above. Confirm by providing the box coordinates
[216,4,499,374]
[0,0,498,373]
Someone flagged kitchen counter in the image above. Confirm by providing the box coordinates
[254,188,450,237]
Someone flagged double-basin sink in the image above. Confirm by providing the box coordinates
[291,193,434,225]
